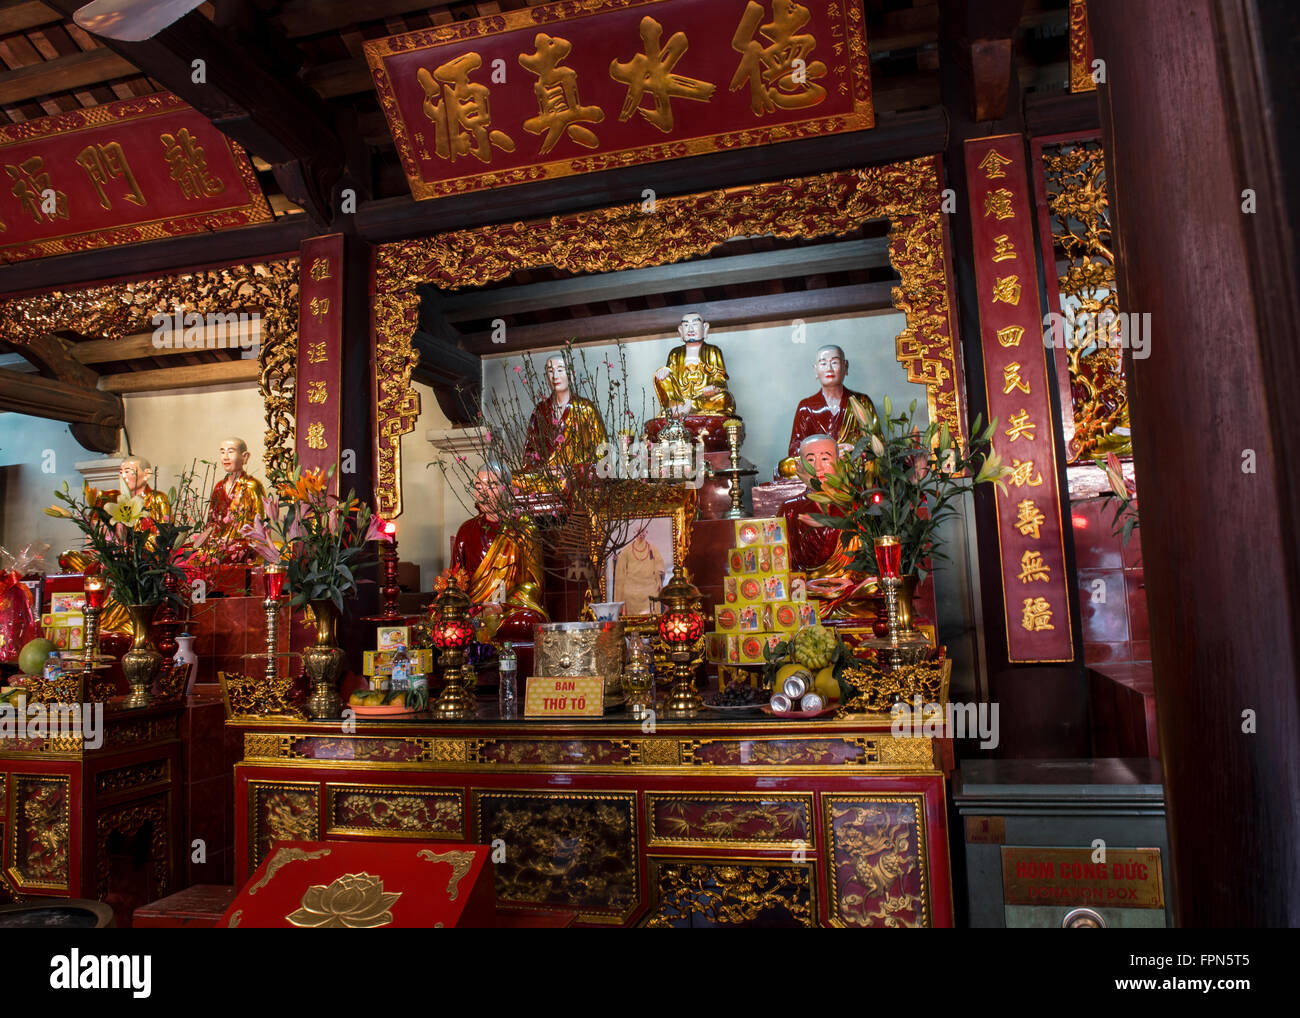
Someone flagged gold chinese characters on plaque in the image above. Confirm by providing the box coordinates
[365,0,874,200]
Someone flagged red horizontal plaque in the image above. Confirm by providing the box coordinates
[0,92,272,264]
[965,134,1074,664]
[365,0,873,201]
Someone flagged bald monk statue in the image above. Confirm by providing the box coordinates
[777,344,876,478]
[206,437,266,560]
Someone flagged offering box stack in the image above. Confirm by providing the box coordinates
[707,518,817,663]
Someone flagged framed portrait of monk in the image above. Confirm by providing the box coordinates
[594,485,695,627]
[607,516,675,616]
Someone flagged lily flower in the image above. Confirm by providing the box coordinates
[43,505,71,518]
[105,495,148,529]
[365,515,394,543]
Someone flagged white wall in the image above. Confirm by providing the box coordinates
[0,415,89,562]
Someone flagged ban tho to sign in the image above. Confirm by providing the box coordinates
[365,0,874,200]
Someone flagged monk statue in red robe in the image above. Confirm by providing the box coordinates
[206,437,266,560]
[780,434,872,617]
[451,462,548,641]
[777,344,877,478]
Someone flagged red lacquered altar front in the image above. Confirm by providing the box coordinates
[232,713,953,928]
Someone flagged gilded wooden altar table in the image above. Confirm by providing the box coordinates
[231,711,954,927]
[1,702,185,926]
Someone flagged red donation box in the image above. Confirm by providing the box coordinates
[219,840,495,928]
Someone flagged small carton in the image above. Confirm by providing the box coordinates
[798,603,820,628]
[762,574,790,602]
[736,604,762,632]
[376,626,411,651]
[755,546,773,573]
[363,648,433,677]
[789,573,808,602]
[734,520,764,547]
[761,518,788,545]
[770,543,790,573]
[714,606,739,632]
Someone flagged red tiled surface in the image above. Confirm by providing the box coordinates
[1072,498,1149,667]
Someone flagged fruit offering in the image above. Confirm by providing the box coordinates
[706,678,763,707]
[792,625,837,670]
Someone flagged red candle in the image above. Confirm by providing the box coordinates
[263,564,287,600]
[84,577,108,610]
[873,536,902,579]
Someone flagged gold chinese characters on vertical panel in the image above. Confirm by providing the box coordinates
[964,135,1073,662]
[365,0,873,201]
[296,236,344,480]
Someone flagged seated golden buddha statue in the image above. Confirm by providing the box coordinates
[517,354,607,494]
[777,344,877,478]
[451,463,549,641]
[206,437,266,560]
[779,434,874,618]
[653,312,737,418]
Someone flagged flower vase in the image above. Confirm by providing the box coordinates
[303,599,345,719]
[122,603,162,709]
[174,633,199,697]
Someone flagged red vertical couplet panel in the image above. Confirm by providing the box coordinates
[964,134,1074,663]
[295,235,345,488]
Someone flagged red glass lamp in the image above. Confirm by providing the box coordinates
[656,565,705,714]
[431,575,476,719]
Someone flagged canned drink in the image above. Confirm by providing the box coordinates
[781,669,812,699]
[769,693,793,713]
[799,692,825,713]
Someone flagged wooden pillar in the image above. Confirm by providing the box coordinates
[1089,0,1300,926]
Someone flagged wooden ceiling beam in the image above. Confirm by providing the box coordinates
[461,281,896,354]
[0,1,58,36]
[355,107,949,244]
[42,0,365,226]
[71,319,262,364]
[0,47,135,105]
[434,237,890,319]
[273,0,445,39]
[0,331,120,451]
[0,216,310,295]
[99,358,259,393]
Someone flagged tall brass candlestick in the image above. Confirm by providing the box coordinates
[263,565,287,686]
[432,577,477,719]
[722,418,748,520]
[82,575,107,670]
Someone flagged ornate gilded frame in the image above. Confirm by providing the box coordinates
[372,155,965,518]
[593,482,696,626]
[0,259,300,477]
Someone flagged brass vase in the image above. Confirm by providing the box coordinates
[898,574,919,633]
[303,598,345,719]
[122,602,162,709]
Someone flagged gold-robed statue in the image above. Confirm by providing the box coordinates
[517,354,607,493]
[60,455,172,634]
[653,312,737,417]
[777,344,877,477]
[451,463,548,640]
[206,437,266,560]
